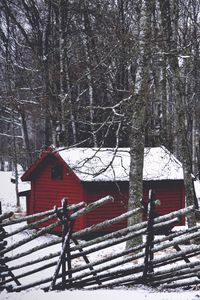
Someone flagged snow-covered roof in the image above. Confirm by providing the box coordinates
[57,146,183,182]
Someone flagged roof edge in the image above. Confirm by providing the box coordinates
[21,146,54,181]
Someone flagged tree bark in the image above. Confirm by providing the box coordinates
[127,0,152,249]
[158,0,197,228]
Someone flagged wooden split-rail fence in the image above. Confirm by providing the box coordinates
[0,191,200,292]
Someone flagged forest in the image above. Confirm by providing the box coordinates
[0,0,199,171]
[0,0,199,259]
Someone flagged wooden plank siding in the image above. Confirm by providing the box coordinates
[23,149,186,233]
[83,181,185,232]
[29,157,86,231]
[143,181,185,225]
[84,182,129,232]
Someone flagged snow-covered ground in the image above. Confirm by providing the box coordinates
[1,288,200,300]
[0,171,28,213]
[0,171,200,300]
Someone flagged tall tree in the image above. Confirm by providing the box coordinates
[127,0,153,248]
[0,0,199,223]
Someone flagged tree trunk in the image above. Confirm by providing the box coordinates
[82,0,97,147]
[127,0,152,249]
[19,106,33,167]
[159,0,196,228]
[11,109,20,210]
[127,104,145,248]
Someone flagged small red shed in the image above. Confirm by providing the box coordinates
[21,146,185,232]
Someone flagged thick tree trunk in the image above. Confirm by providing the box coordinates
[126,0,152,249]
[127,107,145,248]
[180,133,197,227]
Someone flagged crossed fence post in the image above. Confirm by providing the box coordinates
[0,201,6,285]
[49,197,74,290]
[0,202,20,289]
[142,189,158,283]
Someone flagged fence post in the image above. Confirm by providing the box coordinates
[61,198,73,288]
[49,197,74,291]
[0,201,6,285]
[0,202,21,290]
[142,190,157,283]
[61,198,67,289]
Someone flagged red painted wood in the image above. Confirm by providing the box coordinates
[84,180,185,232]
[83,182,129,232]
[143,181,185,225]
[25,152,185,233]
[27,156,85,232]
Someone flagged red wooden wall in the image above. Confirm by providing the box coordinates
[26,155,185,233]
[143,181,185,214]
[84,180,185,232]
[83,182,129,232]
[143,180,185,225]
[28,156,85,231]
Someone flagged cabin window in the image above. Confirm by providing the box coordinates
[51,165,63,180]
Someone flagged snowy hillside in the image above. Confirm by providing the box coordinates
[0,171,200,300]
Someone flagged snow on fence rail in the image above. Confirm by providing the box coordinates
[0,192,199,292]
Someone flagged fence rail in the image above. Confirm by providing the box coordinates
[0,192,199,292]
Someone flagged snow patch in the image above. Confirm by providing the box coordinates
[0,171,27,213]
[58,146,183,182]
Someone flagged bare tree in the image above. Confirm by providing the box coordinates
[0,0,199,228]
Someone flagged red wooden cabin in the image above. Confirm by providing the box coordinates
[21,146,185,232]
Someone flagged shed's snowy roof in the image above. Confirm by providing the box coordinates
[57,146,183,182]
